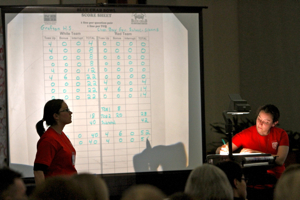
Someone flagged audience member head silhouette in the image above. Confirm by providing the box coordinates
[72,173,109,200]
[184,164,233,200]
[121,184,166,200]
[216,161,247,200]
[30,176,87,200]
[0,167,27,200]
[274,165,300,200]
[281,163,300,177]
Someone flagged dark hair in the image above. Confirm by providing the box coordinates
[0,168,22,198]
[216,161,243,189]
[36,99,64,137]
[257,104,280,123]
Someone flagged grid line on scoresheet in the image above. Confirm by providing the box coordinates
[122,36,129,172]
[84,36,89,171]
[96,36,103,174]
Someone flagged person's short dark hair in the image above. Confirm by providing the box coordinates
[257,104,280,123]
[0,167,23,200]
[215,161,243,189]
[0,168,22,191]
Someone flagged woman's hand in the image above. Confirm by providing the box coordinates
[216,144,229,155]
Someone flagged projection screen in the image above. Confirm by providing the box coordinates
[1,5,205,177]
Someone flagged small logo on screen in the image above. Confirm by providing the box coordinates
[44,14,57,25]
[131,13,147,25]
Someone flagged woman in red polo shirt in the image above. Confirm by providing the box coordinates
[216,104,289,179]
[34,99,77,185]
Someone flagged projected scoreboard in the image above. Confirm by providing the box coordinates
[2,6,204,177]
[42,23,153,174]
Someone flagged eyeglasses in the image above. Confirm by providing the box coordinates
[59,108,71,113]
[241,177,248,183]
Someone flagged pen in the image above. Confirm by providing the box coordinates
[222,139,226,145]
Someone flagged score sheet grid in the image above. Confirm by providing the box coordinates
[43,32,151,174]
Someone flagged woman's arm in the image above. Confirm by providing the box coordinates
[34,170,45,186]
[274,145,289,166]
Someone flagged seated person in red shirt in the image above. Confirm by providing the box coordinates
[216,104,289,179]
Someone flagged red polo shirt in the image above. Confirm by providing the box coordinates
[34,127,77,177]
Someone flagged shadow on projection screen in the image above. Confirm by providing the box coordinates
[2,5,204,178]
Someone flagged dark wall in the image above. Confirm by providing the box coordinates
[238,1,300,133]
